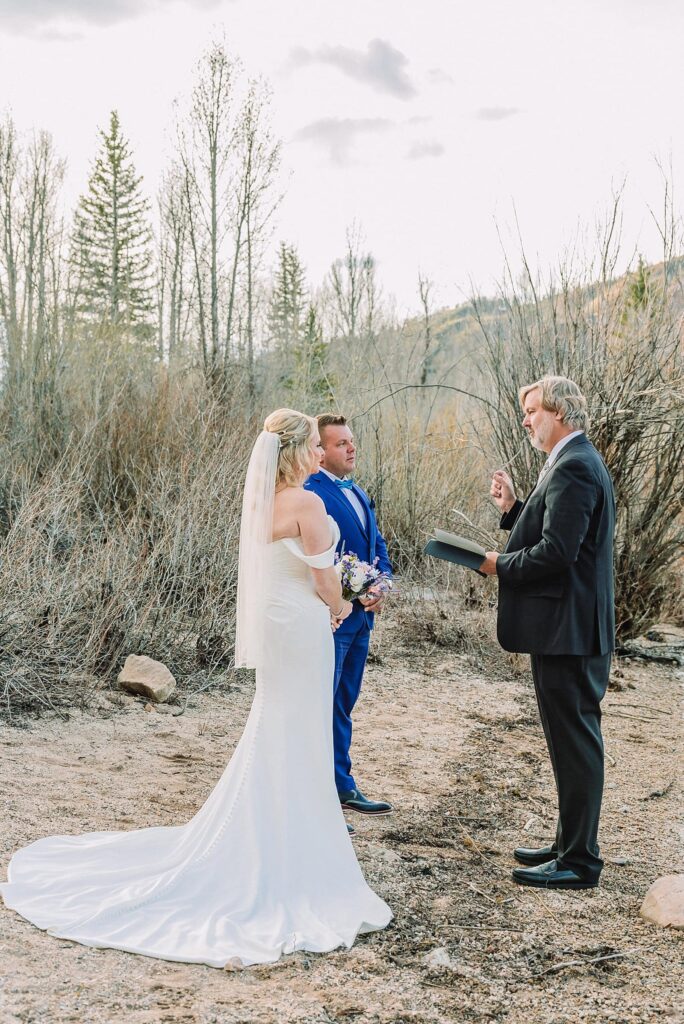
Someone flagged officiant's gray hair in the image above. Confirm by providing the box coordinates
[519,376,590,432]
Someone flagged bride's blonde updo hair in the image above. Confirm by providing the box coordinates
[263,408,317,487]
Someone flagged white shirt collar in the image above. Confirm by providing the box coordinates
[319,466,349,482]
[547,430,584,465]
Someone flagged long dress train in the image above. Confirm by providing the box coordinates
[0,516,392,967]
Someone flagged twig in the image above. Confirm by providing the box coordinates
[606,702,672,716]
[531,949,637,979]
[465,882,498,905]
[641,778,675,800]
[530,890,562,920]
[603,710,659,723]
[454,819,502,870]
[449,508,499,548]
[351,382,499,419]
[449,923,524,932]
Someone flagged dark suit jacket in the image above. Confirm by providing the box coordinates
[496,434,616,656]
[304,471,392,634]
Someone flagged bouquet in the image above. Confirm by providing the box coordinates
[335,552,393,603]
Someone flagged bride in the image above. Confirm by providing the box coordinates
[0,409,392,968]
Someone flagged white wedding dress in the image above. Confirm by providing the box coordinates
[0,515,392,967]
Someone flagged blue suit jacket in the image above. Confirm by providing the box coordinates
[304,471,392,633]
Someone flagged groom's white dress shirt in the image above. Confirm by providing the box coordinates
[320,467,367,530]
[536,430,585,487]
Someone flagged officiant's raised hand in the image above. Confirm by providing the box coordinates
[490,470,516,514]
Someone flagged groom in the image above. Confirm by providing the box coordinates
[305,414,394,816]
[480,376,616,890]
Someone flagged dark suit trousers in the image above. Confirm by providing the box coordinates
[531,652,611,882]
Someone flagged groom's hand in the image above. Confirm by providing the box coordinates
[479,551,500,575]
[359,587,385,612]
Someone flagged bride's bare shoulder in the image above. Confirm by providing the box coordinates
[275,487,325,515]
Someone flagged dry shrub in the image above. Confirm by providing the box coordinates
[384,582,498,673]
[474,234,684,640]
[0,361,255,719]
[353,405,491,570]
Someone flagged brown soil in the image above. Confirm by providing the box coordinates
[1,610,682,1024]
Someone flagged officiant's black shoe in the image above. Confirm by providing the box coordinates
[513,844,557,866]
[346,823,356,836]
[338,789,393,815]
[512,859,598,890]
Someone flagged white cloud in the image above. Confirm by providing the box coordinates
[293,117,394,164]
[0,0,223,35]
[427,68,454,86]
[289,38,417,99]
[475,107,521,122]
[407,141,445,160]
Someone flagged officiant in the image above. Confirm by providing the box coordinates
[480,376,616,890]
[305,414,394,818]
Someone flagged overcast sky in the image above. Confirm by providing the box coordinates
[0,0,681,314]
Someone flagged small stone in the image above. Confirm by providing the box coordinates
[144,703,155,713]
[223,956,244,971]
[377,849,402,866]
[639,875,684,929]
[424,947,454,970]
[118,654,176,703]
[608,856,630,866]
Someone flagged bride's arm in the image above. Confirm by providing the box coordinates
[297,492,352,620]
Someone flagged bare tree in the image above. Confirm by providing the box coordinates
[0,117,66,401]
[231,78,281,404]
[0,115,21,383]
[327,223,379,344]
[175,42,281,398]
[417,273,434,386]
[157,162,191,361]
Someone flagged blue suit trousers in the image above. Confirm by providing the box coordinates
[333,612,371,794]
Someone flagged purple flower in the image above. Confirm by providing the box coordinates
[335,552,393,601]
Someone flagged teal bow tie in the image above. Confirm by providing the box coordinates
[334,478,354,490]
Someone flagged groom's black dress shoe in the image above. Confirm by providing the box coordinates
[512,859,598,890]
[513,844,557,866]
[346,823,356,836]
[338,789,393,815]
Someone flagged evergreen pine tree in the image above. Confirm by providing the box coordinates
[267,242,307,350]
[71,111,154,334]
[289,304,334,407]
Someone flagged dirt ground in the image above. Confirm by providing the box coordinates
[1,609,682,1024]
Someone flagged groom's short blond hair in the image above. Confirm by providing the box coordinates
[519,376,590,432]
[317,414,347,441]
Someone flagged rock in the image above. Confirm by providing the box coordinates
[608,855,630,866]
[423,947,454,970]
[377,849,402,866]
[639,875,684,929]
[117,654,176,703]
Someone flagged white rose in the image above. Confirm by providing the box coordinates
[350,568,367,591]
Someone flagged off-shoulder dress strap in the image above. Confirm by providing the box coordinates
[281,515,340,568]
